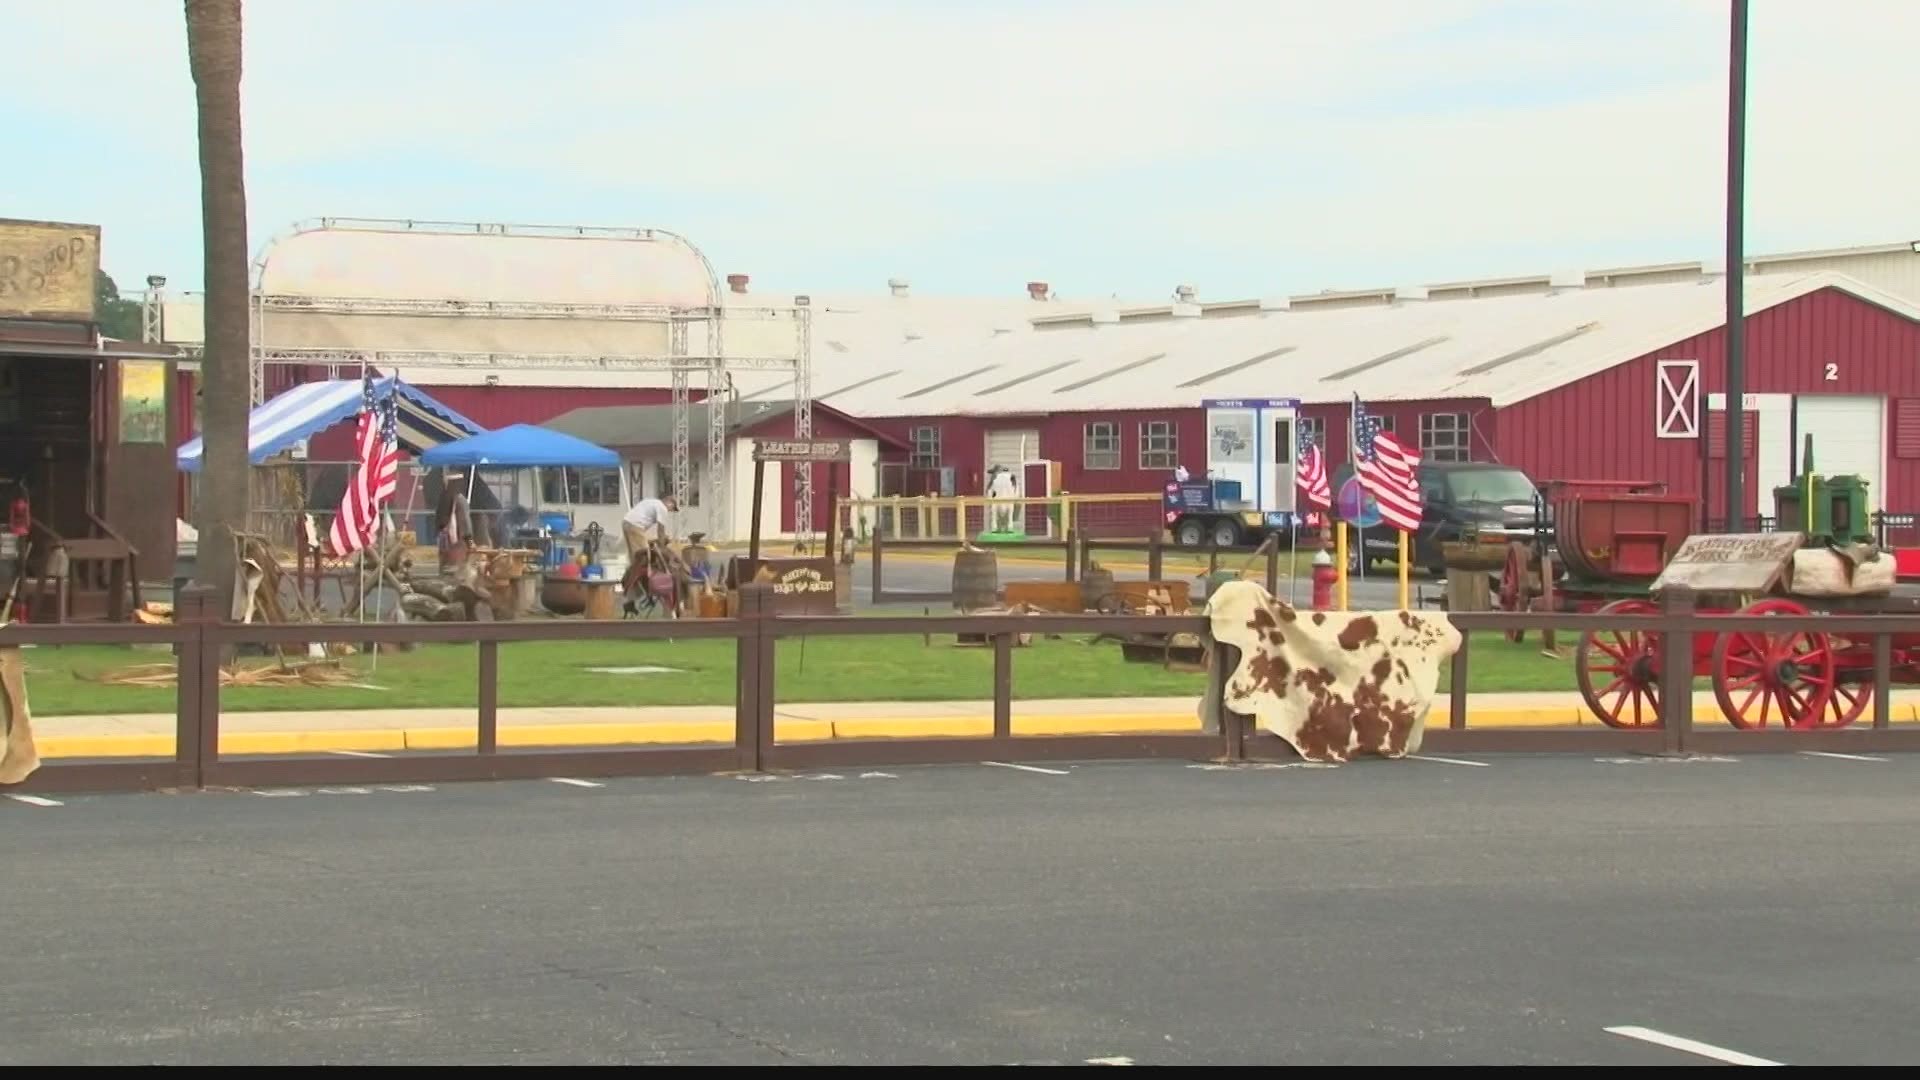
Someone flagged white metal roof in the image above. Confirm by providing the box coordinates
[825,271,1920,417]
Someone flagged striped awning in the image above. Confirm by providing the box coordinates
[175,377,482,472]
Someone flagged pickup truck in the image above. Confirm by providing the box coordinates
[1331,460,1546,576]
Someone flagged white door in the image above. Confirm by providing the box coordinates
[1794,395,1885,508]
[984,429,1039,494]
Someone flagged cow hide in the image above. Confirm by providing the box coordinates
[1203,581,1462,763]
[1,645,39,785]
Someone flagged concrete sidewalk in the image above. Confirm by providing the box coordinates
[30,690,1920,758]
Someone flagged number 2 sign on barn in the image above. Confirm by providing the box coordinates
[0,219,102,323]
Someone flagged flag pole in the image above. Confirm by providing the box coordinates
[1396,530,1410,611]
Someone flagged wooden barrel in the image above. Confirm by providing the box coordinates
[951,548,1000,611]
[1081,565,1117,612]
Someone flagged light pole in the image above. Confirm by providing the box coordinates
[1724,0,1749,532]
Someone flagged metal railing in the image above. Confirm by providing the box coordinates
[7,584,1920,796]
[866,531,1294,606]
[838,493,1164,544]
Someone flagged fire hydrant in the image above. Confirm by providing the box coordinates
[1310,546,1337,611]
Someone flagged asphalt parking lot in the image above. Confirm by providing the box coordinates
[7,752,1920,1065]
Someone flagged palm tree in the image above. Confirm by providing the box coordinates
[184,0,250,613]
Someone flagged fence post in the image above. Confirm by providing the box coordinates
[477,639,499,754]
[171,583,220,789]
[1205,637,1246,762]
[1873,631,1892,730]
[734,583,775,772]
[992,632,1013,739]
[1448,630,1470,730]
[1264,537,1280,595]
[1148,531,1164,582]
[1064,530,1077,583]
[870,530,885,605]
[1657,586,1695,755]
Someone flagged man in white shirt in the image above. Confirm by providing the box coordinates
[622,494,678,556]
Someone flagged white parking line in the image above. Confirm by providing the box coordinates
[1799,750,1887,762]
[1085,1056,1135,1066]
[1604,1025,1784,1066]
[5,794,62,807]
[982,761,1071,775]
[327,749,391,759]
[1408,755,1490,768]
[547,777,605,788]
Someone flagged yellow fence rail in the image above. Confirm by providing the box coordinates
[834,493,1165,543]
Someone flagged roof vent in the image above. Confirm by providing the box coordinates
[726,273,749,294]
[888,277,910,298]
[1027,281,1051,301]
[1174,284,1197,302]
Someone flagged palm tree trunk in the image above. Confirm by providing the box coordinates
[184,0,250,615]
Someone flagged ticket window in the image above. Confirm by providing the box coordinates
[1265,416,1296,513]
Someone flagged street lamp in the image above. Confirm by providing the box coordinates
[1724,0,1749,533]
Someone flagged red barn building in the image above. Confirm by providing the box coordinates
[832,271,1920,536]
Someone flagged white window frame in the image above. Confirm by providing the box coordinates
[1138,420,1178,470]
[1656,359,1700,439]
[1418,412,1471,463]
[910,425,941,470]
[1083,421,1120,470]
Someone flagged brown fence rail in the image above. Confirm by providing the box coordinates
[8,583,1920,796]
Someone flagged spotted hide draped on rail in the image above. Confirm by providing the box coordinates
[1,645,39,784]
[1203,581,1462,764]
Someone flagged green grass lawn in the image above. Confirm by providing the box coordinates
[17,630,1580,715]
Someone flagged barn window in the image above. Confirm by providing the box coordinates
[1139,420,1178,470]
[1298,416,1325,450]
[1419,413,1470,463]
[910,426,942,469]
[1083,422,1120,470]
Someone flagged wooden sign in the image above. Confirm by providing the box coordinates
[753,438,850,463]
[1652,531,1805,595]
[0,219,101,322]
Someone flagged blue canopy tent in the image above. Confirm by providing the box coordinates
[420,425,624,569]
[175,376,482,471]
[418,424,619,469]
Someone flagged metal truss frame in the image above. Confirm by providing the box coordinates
[240,219,810,541]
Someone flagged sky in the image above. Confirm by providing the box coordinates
[4,0,1916,301]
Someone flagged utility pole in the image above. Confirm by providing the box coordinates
[1723,0,1749,531]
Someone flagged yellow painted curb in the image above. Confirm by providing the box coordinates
[34,705,1920,760]
[36,734,177,759]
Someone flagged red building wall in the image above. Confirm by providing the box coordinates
[1494,287,1920,519]
[771,410,900,532]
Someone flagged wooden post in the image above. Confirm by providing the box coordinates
[870,530,885,604]
[1265,536,1281,595]
[477,639,498,754]
[1148,529,1164,582]
[1657,586,1695,755]
[823,466,838,563]
[734,583,772,772]
[992,632,1013,739]
[747,458,766,565]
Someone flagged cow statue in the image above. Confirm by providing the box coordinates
[1202,580,1462,764]
[984,466,1020,533]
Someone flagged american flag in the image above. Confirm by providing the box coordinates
[1295,428,1330,509]
[1353,397,1423,533]
[327,372,400,556]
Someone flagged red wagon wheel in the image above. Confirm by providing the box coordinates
[1575,598,1663,729]
[1822,676,1872,729]
[1498,542,1533,644]
[1710,598,1837,730]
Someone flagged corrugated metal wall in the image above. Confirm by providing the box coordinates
[1496,287,1920,516]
